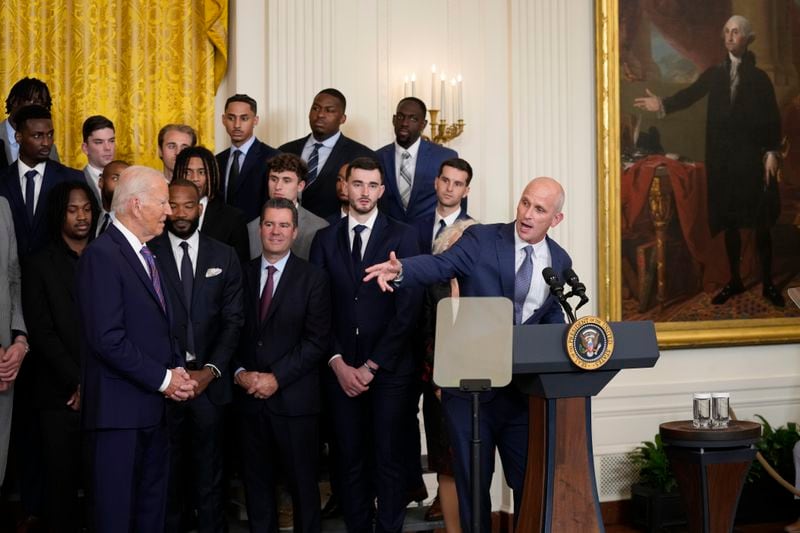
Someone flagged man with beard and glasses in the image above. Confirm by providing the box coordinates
[147,179,244,533]
[22,180,99,532]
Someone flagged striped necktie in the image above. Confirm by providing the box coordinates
[398,151,412,208]
[306,142,324,186]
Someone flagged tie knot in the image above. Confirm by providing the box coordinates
[314,142,323,149]
[402,151,411,160]
[140,246,154,259]
[266,265,277,275]
[24,169,37,180]
[232,149,242,158]
[353,224,367,235]
[522,245,533,259]
[439,219,447,228]
[180,241,190,251]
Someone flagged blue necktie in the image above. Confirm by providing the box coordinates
[140,246,166,312]
[180,241,196,357]
[435,219,447,240]
[514,245,533,325]
[305,142,324,186]
[352,224,367,273]
[24,170,37,223]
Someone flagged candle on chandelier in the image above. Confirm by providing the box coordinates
[457,74,463,120]
[411,73,416,97]
[431,65,437,109]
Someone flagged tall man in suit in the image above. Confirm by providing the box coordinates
[412,157,474,255]
[148,179,244,533]
[246,153,328,260]
[22,181,99,532]
[77,166,198,532]
[158,124,197,182]
[280,89,375,220]
[1,77,60,167]
[217,94,280,221]
[235,197,331,533]
[81,115,116,204]
[309,157,423,533]
[0,105,84,259]
[174,146,250,263]
[365,176,572,532]
[377,97,459,223]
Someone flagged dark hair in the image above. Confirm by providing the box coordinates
[260,197,298,227]
[438,157,474,185]
[316,88,347,111]
[346,156,384,184]
[225,94,258,115]
[157,124,197,149]
[169,178,201,198]
[46,181,100,243]
[5,77,52,114]
[266,153,308,182]
[11,105,51,132]
[172,146,219,199]
[82,115,115,142]
[398,96,427,118]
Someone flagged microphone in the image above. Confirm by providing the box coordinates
[542,267,576,323]
[563,268,589,311]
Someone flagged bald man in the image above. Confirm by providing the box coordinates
[365,176,573,533]
[77,166,197,532]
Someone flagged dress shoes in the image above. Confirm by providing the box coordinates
[424,495,443,522]
[763,284,785,307]
[711,281,744,305]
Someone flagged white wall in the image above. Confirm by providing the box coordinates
[221,0,800,508]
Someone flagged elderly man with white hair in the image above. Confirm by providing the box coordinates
[634,14,784,308]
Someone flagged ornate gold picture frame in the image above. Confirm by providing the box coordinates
[595,0,800,348]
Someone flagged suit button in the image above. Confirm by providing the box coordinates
[354,296,358,301]
[257,341,263,347]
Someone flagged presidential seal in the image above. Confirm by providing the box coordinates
[565,316,614,370]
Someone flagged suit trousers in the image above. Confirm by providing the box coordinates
[165,393,226,533]
[0,386,11,484]
[238,403,320,533]
[89,422,169,533]
[40,408,85,533]
[441,387,529,533]
[324,368,415,533]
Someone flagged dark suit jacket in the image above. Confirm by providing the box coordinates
[309,214,423,374]
[22,241,81,410]
[77,224,180,430]
[0,160,85,258]
[411,210,473,255]
[280,134,375,220]
[148,232,245,406]
[216,138,280,221]
[376,140,460,223]
[0,140,6,168]
[201,196,250,264]
[235,253,331,417]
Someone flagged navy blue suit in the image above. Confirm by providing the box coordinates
[309,214,423,533]
[216,138,280,221]
[0,160,84,258]
[377,140,459,223]
[148,232,244,533]
[77,224,182,533]
[398,222,572,532]
[280,134,375,220]
[235,253,331,533]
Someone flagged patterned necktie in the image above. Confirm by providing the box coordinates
[514,245,533,325]
[140,246,166,312]
[259,265,277,322]
[730,59,740,101]
[352,224,367,272]
[98,213,111,235]
[226,149,241,203]
[398,151,412,208]
[24,169,37,223]
[180,242,196,356]
[435,219,447,240]
[305,142,324,187]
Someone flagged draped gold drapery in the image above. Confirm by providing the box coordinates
[0,0,227,169]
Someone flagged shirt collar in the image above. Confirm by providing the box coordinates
[113,217,148,251]
[232,135,257,156]
[514,229,548,256]
[167,228,200,251]
[308,130,341,150]
[348,208,379,233]
[435,208,462,227]
[395,136,421,159]
[86,164,103,178]
[17,159,47,178]
[261,250,291,271]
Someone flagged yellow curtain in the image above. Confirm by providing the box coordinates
[0,0,227,169]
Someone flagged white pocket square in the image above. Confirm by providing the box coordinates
[205,268,223,278]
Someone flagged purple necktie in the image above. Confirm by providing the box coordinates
[514,245,533,325]
[259,265,277,322]
[140,246,166,312]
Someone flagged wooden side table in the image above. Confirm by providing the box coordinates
[659,420,761,533]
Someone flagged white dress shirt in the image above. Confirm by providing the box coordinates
[432,208,462,243]
[301,131,341,176]
[17,159,47,212]
[514,232,552,323]
[394,137,421,185]
[224,135,257,188]
[198,196,209,230]
[347,209,379,258]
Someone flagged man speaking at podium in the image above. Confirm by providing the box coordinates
[364,176,572,532]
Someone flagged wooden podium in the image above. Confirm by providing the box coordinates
[512,321,660,532]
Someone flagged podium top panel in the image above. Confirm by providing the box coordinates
[513,321,659,375]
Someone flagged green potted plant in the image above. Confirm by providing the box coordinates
[629,434,687,532]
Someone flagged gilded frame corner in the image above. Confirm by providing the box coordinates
[594,0,800,349]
